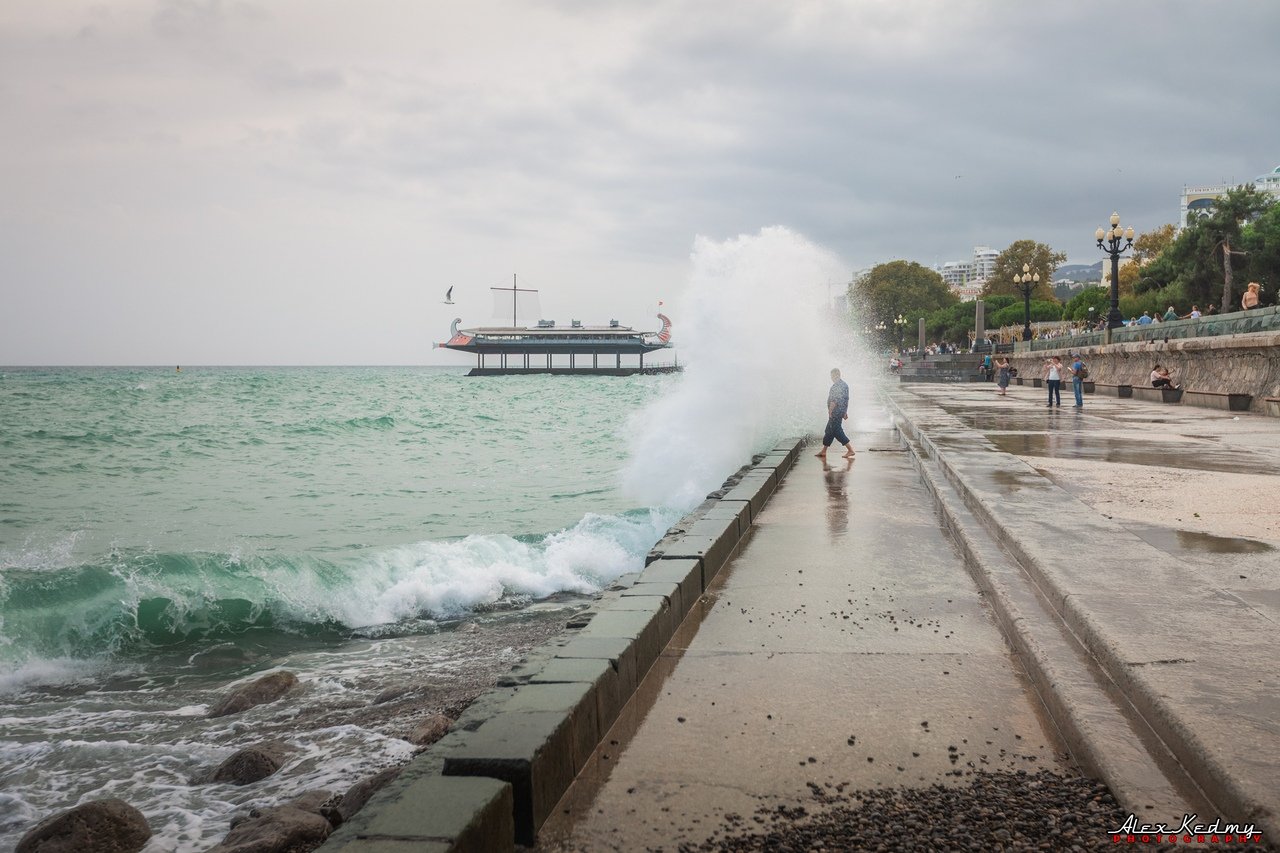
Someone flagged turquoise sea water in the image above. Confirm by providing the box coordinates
[0,366,679,672]
[0,366,686,850]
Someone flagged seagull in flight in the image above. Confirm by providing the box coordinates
[443,286,454,305]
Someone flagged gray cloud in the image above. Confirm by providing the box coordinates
[1,0,1278,364]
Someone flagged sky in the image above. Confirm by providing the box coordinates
[2,0,1278,365]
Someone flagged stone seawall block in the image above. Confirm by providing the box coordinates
[701,499,752,532]
[578,604,667,682]
[529,656,622,738]
[500,682,600,775]
[636,559,703,611]
[554,635,640,699]
[606,594,677,660]
[721,475,775,520]
[442,712,576,845]
[324,775,512,853]
[645,515,739,583]
[755,451,793,478]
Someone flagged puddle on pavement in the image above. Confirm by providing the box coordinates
[1127,523,1275,555]
[984,433,1280,476]
[986,469,1041,494]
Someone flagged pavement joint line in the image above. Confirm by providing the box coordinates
[887,386,1279,839]
[889,392,1212,823]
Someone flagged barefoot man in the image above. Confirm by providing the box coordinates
[816,368,855,459]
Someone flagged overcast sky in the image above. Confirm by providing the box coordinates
[2,1,1277,365]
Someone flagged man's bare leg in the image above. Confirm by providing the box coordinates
[815,444,829,458]
[842,444,855,458]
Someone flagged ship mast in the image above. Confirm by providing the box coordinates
[491,274,539,328]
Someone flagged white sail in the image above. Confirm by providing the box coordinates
[490,285,542,327]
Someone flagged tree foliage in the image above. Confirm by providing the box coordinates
[1062,287,1110,322]
[1132,223,1177,264]
[981,240,1067,302]
[922,296,1016,344]
[850,261,957,332]
[989,301,1062,328]
[1136,187,1278,311]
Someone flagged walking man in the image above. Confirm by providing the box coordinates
[816,368,855,459]
[1069,352,1086,408]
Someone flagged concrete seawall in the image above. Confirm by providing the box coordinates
[1008,329,1280,412]
[316,440,804,852]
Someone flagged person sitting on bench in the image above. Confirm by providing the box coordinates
[1150,364,1179,389]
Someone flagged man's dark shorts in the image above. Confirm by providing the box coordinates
[823,415,849,448]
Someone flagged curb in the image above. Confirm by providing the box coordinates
[884,390,1278,841]
[318,439,804,851]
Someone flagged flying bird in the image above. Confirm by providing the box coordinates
[443,286,454,305]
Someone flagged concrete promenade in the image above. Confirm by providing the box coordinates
[539,383,1279,850]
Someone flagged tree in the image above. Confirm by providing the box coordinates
[850,261,957,333]
[981,240,1067,301]
[989,301,1062,327]
[1197,185,1272,312]
[1241,200,1280,305]
[1132,224,1177,265]
[1062,286,1110,322]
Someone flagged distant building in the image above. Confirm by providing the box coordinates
[1180,164,1280,228]
[972,246,999,281]
[952,282,984,303]
[940,260,973,287]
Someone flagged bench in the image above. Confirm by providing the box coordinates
[1092,382,1132,398]
[1266,397,1280,417]
[1131,386,1184,404]
[1181,390,1253,412]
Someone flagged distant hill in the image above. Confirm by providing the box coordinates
[1056,262,1104,283]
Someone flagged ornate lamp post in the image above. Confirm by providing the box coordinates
[1096,212,1135,329]
[893,314,908,349]
[1012,264,1039,341]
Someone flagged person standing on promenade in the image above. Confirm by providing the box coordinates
[995,357,1011,396]
[1243,282,1261,310]
[1069,352,1086,408]
[816,368,854,459]
[1044,356,1064,407]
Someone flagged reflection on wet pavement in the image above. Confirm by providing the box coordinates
[1127,522,1275,555]
[984,432,1280,476]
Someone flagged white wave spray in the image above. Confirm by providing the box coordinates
[622,227,850,509]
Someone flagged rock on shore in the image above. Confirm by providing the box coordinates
[16,799,151,853]
[208,671,299,718]
[210,740,293,786]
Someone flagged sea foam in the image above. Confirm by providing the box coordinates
[622,226,849,508]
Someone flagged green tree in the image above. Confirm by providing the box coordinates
[981,240,1068,301]
[1062,286,1110,322]
[1198,185,1272,312]
[1241,200,1280,305]
[850,261,956,334]
[989,301,1062,328]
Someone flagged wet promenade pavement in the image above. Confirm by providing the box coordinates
[538,383,1279,851]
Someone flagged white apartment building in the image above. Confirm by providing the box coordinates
[940,261,973,287]
[972,246,999,281]
[1179,164,1280,228]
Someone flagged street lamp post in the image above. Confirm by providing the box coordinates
[1096,212,1135,330]
[1013,264,1039,341]
[893,314,907,350]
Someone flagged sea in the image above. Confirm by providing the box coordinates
[0,367,695,851]
[0,227,858,851]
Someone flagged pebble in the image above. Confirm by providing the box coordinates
[688,770,1149,852]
